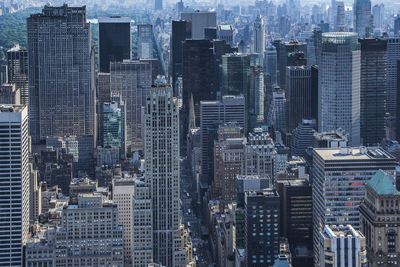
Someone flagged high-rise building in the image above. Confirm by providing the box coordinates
[318,32,361,146]
[265,45,278,85]
[113,177,135,265]
[200,95,246,181]
[354,0,372,38]
[55,194,124,266]
[155,0,162,10]
[0,83,20,104]
[359,170,400,266]
[292,119,316,157]
[242,128,276,185]
[98,17,131,73]
[97,72,111,147]
[335,1,346,31]
[286,65,318,132]
[359,38,387,145]
[395,15,400,35]
[171,20,192,90]
[372,4,384,30]
[312,146,397,267]
[110,60,152,151]
[180,11,217,40]
[254,14,265,54]
[27,5,95,145]
[182,40,216,133]
[137,24,153,59]
[384,37,400,135]
[245,189,280,266]
[221,53,250,97]
[7,45,28,105]
[320,225,367,267]
[103,96,126,158]
[267,87,287,133]
[143,79,184,266]
[0,105,29,266]
[249,67,264,127]
[217,25,233,45]
[273,40,307,90]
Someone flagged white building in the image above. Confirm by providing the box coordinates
[320,225,367,267]
[312,146,397,267]
[267,88,287,133]
[253,14,265,54]
[0,105,29,266]
[113,177,135,266]
[318,32,361,146]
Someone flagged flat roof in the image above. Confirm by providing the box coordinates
[314,147,393,161]
[98,17,131,23]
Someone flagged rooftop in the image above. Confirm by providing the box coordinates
[314,147,394,161]
[0,105,25,113]
[367,170,400,195]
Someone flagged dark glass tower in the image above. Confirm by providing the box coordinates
[7,46,28,105]
[99,17,131,73]
[171,20,192,90]
[359,38,387,145]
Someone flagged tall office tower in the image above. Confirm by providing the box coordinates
[132,177,153,267]
[171,20,192,91]
[103,97,126,158]
[372,4,384,29]
[29,165,41,223]
[144,80,180,266]
[312,147,397,267]
[306,28,322,66]
[395,15,400,35]
[6,45,28,105]
[354,0,372,38]
[200,95,246,181]
[359,38,387,146]
[181,11,217,40]
[97,73,111,147]
[249,67,264,127]
[245,189,280,266]
[242,128,276,185]
[292,119,316,157]
[398,60,400,140]
[27,5,95,145]
[213,133,246,207]
[265,45,278,85]
[221,53,251,116]
[320,225,367,267]
[385,37,400,137]
[0,105,29,266]
[0,65,7,84]
[276,178,313,266]
[335,1,346,31]
[110,60,151,151]
[217,25,233,45]
[267,87,287,133]
[318,33,361,146]
[273,41,307,90]
[253,14,265,54]
[286,65,318,133]
[330,0,338,27]
[154,0,162,10]
[137,24,153,59]
[55,194,124,266]
[359,170,400,266]
[98,17,131,73]
[182,40,215,140]
[113,177,135,265]
[0,84,20,104]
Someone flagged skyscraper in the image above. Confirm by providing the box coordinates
[265,45,278,85]
[335,1,346,31]
[359,38,387,145]
[103,97,126,158]
[267,87,287,133]
[137,24,154,59]
[99,17,131,73]
[254,14,265,54]
[27,5,95,145]
[0,105,29,266]
[359,170,400,266]
[354,0,372,38]
[171,20,192,90]
[7,45,28,105]
[143,79,180,266]
[395,15,400,35]
[249,67,265,127]
[286,65,318,132]
[181,11,216,40]
[97,72,111,147]
[312,147,397,267]
[110,60,152,151]
[221,53,251,100]
[318,32,361,146]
